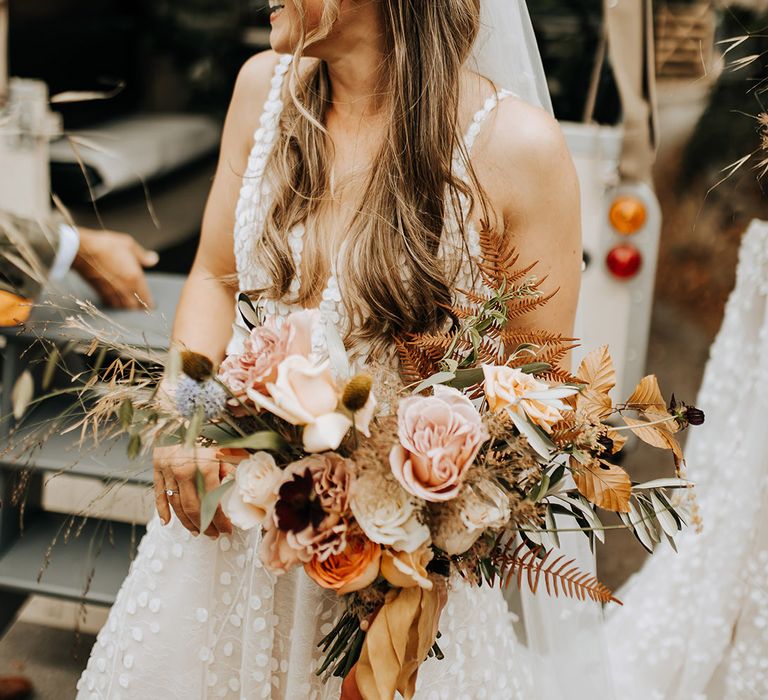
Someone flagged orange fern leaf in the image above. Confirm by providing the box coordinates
[496,542,621,605]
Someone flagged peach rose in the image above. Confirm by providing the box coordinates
[222,452,283,530]
[247,356,352,453]
[381,545,434,590]
[218,309,317,401]
[482,365,576,434]
[390,386,488,502]
[260,524,303,574]
[304,531,382,595]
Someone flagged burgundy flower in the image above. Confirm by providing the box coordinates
[274,469,325,533]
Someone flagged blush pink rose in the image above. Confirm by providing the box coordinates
[389,385,489,502]
[218,309,317,402]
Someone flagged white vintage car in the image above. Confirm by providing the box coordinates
[532,0,661,399]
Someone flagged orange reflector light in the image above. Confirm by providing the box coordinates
[609,196,647,235]
[606,245,642,279]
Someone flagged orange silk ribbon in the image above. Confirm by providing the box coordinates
[355,586,442,700]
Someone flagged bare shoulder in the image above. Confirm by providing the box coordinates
[473,96,579,229]
[219,51,284,165]
[231,50,282,116]
[487,98,574,190]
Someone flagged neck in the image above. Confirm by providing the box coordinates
[317,3,387,119]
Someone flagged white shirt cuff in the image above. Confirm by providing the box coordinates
[50,224,81,281]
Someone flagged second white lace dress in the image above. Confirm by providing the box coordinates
[607,220,768,700]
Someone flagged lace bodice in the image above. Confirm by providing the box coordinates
[229,54,513,360]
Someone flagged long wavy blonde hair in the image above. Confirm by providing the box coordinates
[254,0,489,356]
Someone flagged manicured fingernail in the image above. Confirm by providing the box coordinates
[145,251,160,266]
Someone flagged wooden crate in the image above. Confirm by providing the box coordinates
[655,2,716,79]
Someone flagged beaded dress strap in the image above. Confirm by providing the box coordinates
[452,89,514,182]
[233,54,293,287]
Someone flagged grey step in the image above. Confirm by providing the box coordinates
[1,271,185,351]
[2,395,153,485]
[0,511,144,606]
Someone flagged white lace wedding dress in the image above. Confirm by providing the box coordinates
[76,55,614,700]
[606,220,768,700]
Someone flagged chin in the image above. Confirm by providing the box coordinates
[269,27,293,55]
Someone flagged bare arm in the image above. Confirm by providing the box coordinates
[155,51,280,538]
[171,51,280,362]
[477,99,582,342]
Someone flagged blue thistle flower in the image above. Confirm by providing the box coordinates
[199,379,227,420]
[175,375,202,418]
[175,375,227,420]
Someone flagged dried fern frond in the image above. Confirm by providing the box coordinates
[494,542,621,605]
[501,329,577,350]
[395,338,439,385]
[505,287,558,320]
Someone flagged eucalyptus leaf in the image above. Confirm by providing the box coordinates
[519,362,552,375]
[650,490,680,537]
[200,424,239,443]
[509,410,553,459]
[530,474,550,503]
[119,399,134,430]
[628,499,655,553]
[545,506,560,549]
[12,371,34,420]
[127,434,142,460]
[199,479,236,534]
[195,469,206,499]
[447,368,485,390]
[184,408,205,449]
[412,372,456,395]
[219,431,288,452]
[633,478,691,491]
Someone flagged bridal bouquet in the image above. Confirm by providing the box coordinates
[10,225,703,700]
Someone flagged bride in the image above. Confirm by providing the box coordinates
[76,1,609,698]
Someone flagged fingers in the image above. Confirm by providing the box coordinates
[202,462,233,538]
[160,463,199,534]
[154,470,172,525]
[177,478,203,536]
[134,242,160,269]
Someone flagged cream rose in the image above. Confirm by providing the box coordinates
[381,545,434,590]
[432,479,510,556]
[482,365,575,433]
[247,356,352,453]
[222,452,283,530]
[390,385,488,502]
[349,470,430,553]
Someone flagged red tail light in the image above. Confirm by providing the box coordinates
[606,245,642,279]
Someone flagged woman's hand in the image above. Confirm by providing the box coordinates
[153,444,233,538]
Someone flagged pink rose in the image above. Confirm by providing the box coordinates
[389,386,489,502]
[218,309,317,402]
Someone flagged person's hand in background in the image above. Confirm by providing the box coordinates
[73,228,159,309]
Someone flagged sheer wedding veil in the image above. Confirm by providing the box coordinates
[470,0,553,114]
[468,3,616,698]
